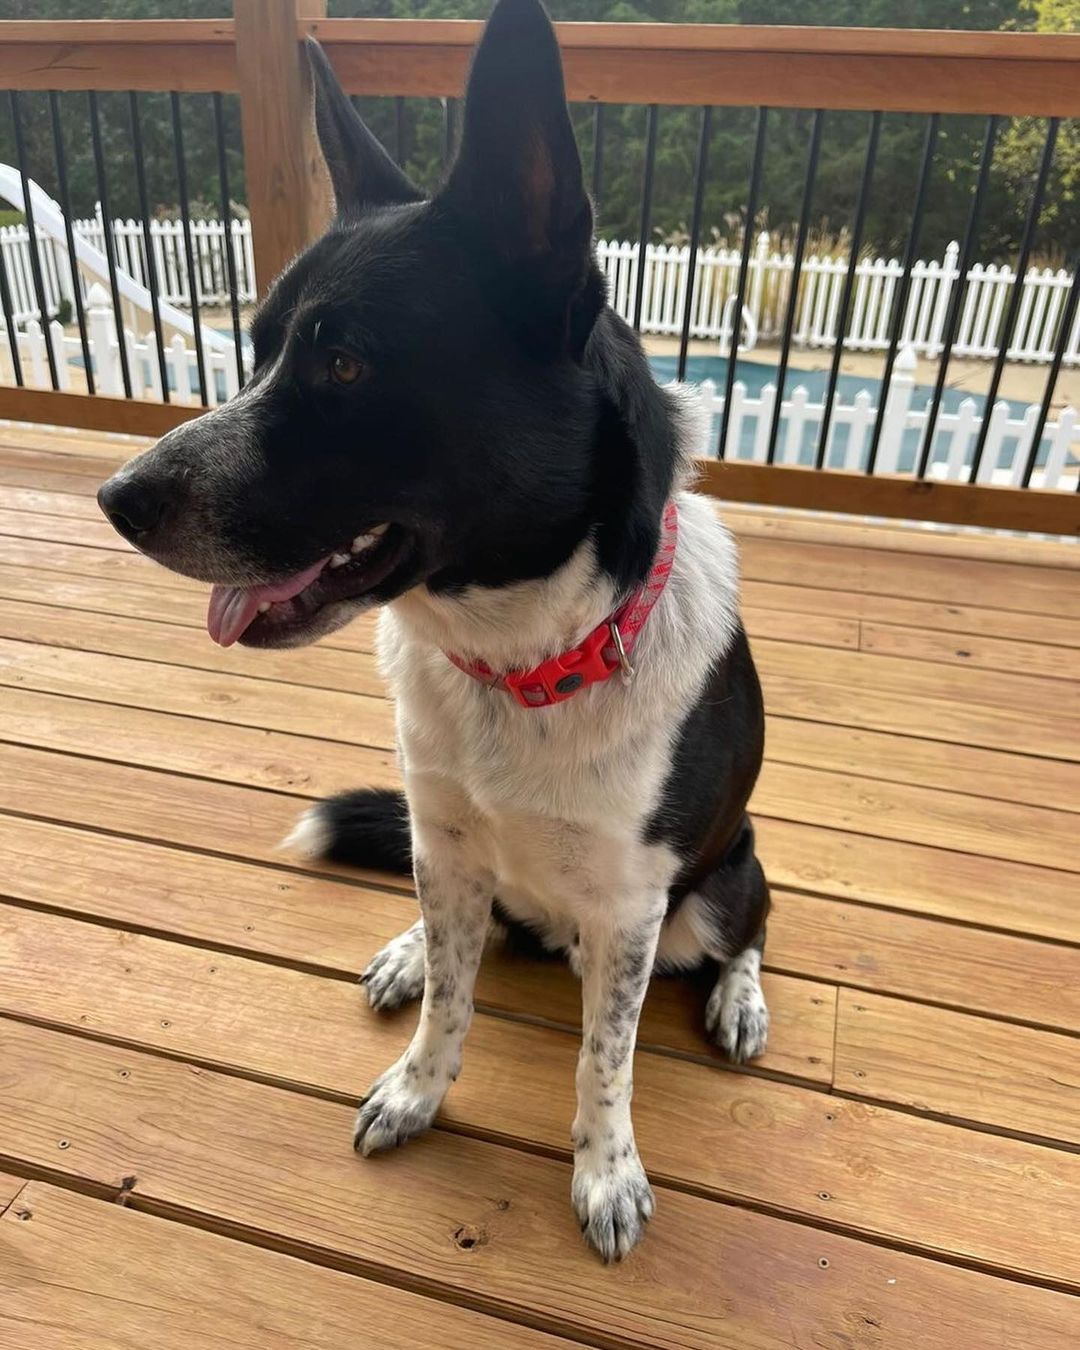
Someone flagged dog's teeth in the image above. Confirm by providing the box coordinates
[370,522,389,538]
[257,601,271,613]
[351,534,375,553]
[329,552,350,568]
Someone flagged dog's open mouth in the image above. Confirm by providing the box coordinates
[207,523,410,647]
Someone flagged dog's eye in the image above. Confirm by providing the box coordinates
[329,352,364,386]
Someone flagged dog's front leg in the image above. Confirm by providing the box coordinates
[572,896,666,1262]
[353,841,492,1156]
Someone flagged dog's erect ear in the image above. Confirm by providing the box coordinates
[306,38,422,215]
[444,0,591,286]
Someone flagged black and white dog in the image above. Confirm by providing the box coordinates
[97,0,769,1262]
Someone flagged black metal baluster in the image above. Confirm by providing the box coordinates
[394,96,405,166]
[718,106,768,460]
[128,92,169,403]
[766,108,824,464]
[170,91,209,406]
[865,113,940,476]
[10,91,59,388]
[969,117,1059,483]
[49,91,94,395]
[89,91,132,398]
[0,242,22,387]
[676,107,713,383]
[631,104,659,332]
[443,98,456,168]
[815,110,882,469]
[917,114,999,478]
[213,91,246,391]
[1020,255,1080,488]
[591,102,605,212]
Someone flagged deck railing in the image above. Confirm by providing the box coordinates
[0,7,1077,535]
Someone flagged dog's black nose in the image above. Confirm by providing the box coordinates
[97,475,168,544]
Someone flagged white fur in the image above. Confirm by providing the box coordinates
[706,946,769,1063]
[345,447,744,1258]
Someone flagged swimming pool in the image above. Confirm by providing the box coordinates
[648,353,1050,472]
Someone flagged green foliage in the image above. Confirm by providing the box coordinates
[0,0,1073,262]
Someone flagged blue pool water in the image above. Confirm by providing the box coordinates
[649,353,1049,472]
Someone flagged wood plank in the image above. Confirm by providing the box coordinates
[760,633,1080,713]
[2,651,1071,875]
[9,1024,1079,1350]
[0,505,129,550]
[723,502,1080,569]
[0,456,121,497]
[0,424,145,460]
[2,945,1078,1291]
[0,730,1073,950]
[0,740,347,867]
[700,460,1079,536]
[860,621,1079,681]
[756,817,1080,945]
[0,484,105,518]
[0,387,204,435]
[756,639,1080,760]
[766,717,1080,813]
[0,816,834,1085]
[740,536,1080,617]
[0,685,396,800]
[0,561,845,662]
[0,1172,25,1217]
[0,553,377,655]
[317,27,1080,118]
[834,990,1080,1148]
[767,891,1080,1035]
[0,638,396,748]
[0,598,384,696]
[25,590,1066,803]
[745,605,859,649]
[0,533,187,587]
[0,1183,577,1350]
[743,577,1080,649]
[754,759,1079,872]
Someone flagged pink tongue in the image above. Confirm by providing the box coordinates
[207,556,330,647]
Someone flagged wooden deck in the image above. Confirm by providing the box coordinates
[0,424,1077,1349]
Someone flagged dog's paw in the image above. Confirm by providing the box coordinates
[571,1146,655,1263]
[352,1059,442,1157]
[360,923,425,1011]
[706,950,770,1063]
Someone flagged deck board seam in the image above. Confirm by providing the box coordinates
[3,786,1078,948]
[4,971,1079,1156]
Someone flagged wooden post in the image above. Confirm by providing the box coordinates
[234,0,331,297]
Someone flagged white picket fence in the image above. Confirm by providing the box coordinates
[2,281,247,406]
[596,234,1080,364]
[0,207,256,319]
[686,348,1078,491]
[3,212,1079,367]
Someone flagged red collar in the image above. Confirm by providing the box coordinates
[447,501,678,708]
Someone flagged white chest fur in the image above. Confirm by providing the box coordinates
[379,490,740,934]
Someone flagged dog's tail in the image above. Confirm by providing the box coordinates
[282,788,413,874]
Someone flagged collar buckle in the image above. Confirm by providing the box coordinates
[503,621,621,708]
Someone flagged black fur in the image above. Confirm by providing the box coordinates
[314,787,412,873]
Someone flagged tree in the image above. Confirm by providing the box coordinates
[1,0,1073,265]
[995,0,1080,263]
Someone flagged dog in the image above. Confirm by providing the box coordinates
[97,0,769,1262]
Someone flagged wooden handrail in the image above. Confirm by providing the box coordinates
[0,19,237,93]
[2,18,1080,114]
